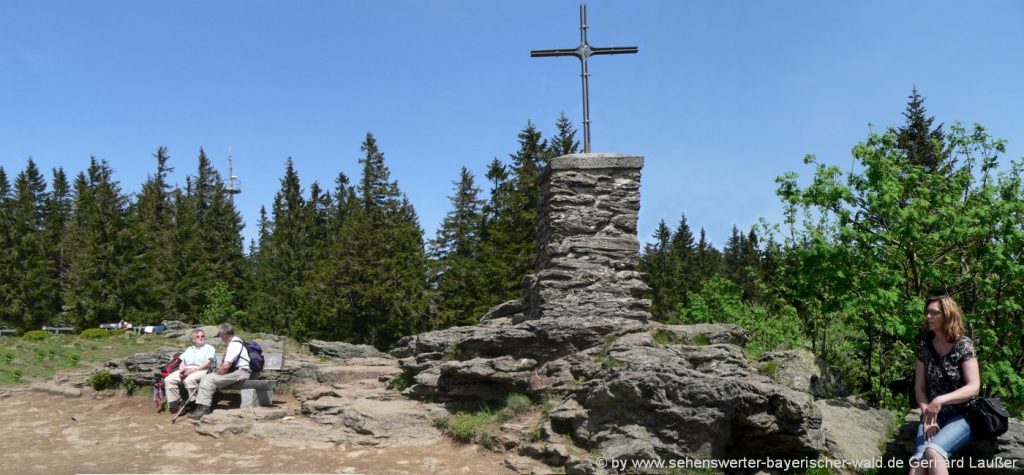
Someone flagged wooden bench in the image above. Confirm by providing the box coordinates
[41,326,75,335]
[220,350,284,408]
[0,328,16,337]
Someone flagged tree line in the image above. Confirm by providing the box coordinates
[0,114,579,350]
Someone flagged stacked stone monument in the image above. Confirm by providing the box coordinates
[523,153,651,322]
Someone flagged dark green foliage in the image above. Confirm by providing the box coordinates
[87,370,115,390]
[62,158,129,329]
[79,328,114,339]
[123,148,175,324]
[22,330,49,341]
[429,167,487,328]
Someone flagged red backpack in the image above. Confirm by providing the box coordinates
[153,352,183,411]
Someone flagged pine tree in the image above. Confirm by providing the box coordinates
[42,168,73,323]
[429,166,486,328]
[0,168,14,327]
[172,149,246,323]
[124,147,176,323]
[335,133,429,347]
[668,213,697,309]
[63,158,129,328]
[639,220,674,319]
[550,113,581,158]
[897,87,950,174]
[478,122,549,308]
[8,160,52,328]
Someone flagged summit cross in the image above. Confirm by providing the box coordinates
[530,4,638,153]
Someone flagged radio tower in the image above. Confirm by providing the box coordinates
[226,147,242,198]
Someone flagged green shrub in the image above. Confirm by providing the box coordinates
[22,330,49,341]
[87,370,116,391]
[389,372,413,391]
[0,351,13,364]
[122,377,137,395]
[80,328,112,339]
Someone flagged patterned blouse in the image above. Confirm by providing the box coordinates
[916,334,976,414]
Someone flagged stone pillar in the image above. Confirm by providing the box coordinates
[524,153,651,321]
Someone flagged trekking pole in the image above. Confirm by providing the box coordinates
[171,357,215,425]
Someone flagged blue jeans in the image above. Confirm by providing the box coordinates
[911,410,972,462]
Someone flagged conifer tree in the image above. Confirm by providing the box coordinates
[639,220,674,319]
[0,168,13,327]
[478,122,549,307]
[429,166,486,328]
[668,213,697,308]
[124,147,175,322]
[897,87,950,174]
[8,160,52,328]
[63,158,129,328]
[335,133,428,347]
[550,112,581,158]
[42,168,73,323]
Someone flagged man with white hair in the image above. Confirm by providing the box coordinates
[164,328,215,414]
[189,322,251,420]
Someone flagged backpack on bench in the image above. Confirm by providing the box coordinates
[229,337,265,379]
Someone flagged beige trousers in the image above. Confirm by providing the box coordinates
[163,367,206,404]
[195,369,249,407]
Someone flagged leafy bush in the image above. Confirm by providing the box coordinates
[21,330,49,341]
[0,351,13,364]
[79,328,112,339]
[122,377,137,395]
[200,282,245,325]
[87,370,116,391]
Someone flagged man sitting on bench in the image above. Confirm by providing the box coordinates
[165,328,215,414]
[190,323,250,420]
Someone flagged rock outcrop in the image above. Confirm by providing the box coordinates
[307,340,388,360]
[758,348,848,399]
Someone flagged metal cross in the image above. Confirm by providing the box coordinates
[531,4,638,153]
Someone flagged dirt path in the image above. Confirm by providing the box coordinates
[0,388,517,475]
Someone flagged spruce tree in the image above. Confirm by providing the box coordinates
[639,220,674,320]
[8,160,52,329]
[429,166,486,328]
[897,87,950,174]
[550,112,581,158]
[63,158,129,328]
[42,168,73,323]
[0,168,13,327]
[668,213,697,309]
[335,133,428,347]
[478,122,549,308]
[124,147,175,323]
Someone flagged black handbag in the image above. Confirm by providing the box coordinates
[926,341,1009,438]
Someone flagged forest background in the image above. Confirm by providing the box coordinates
[2,92,1023,418]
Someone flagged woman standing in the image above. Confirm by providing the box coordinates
[909,295,981,474]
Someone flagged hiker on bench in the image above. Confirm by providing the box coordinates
[165,328,215,414]
[190,323,250,420]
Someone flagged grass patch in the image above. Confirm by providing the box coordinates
[439,393,535,444]
[653,329,677,345]
[595,335,625,369]
[389,371,413,391]
[0,333,170,387]
[686,334,711,346]
[757,360,780,378]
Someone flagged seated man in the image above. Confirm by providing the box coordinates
[164,329,215,413]
[190,323,251,420]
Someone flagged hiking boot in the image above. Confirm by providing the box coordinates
[167,401,181,414]
[188,404,211,420]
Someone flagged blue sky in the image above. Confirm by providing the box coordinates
[2,1,1023,249]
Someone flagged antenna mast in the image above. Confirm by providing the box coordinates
[226,147,242,197]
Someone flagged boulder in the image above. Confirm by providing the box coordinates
[308,340,387,360]
[105,346,180,386]
[885,411,1024,474]
[758,348,847,399]
[815,396,893,464]
[551,340,824,461]
[480,299,525,323]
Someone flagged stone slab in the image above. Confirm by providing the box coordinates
[549,153,644,170]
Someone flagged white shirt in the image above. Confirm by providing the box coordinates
[223,336,250,371]
[180,343,216,367]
